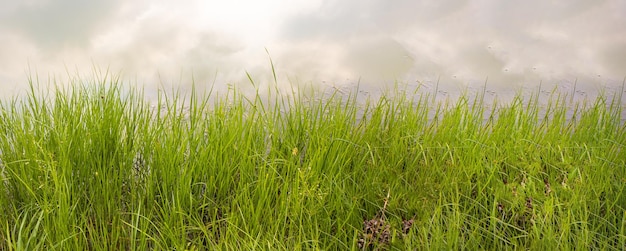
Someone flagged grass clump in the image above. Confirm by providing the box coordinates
[0,75,624,250]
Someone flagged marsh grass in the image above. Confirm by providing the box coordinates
[0,74,624,250]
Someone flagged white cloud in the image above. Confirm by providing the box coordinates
[0,0,624,98]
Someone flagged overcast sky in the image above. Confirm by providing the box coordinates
[1,0,625,97]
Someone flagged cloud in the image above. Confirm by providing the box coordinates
[271,0,626,90]
[0,0,123,50]
[0,0,625,98]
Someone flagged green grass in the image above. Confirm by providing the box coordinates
[0,74,624,250]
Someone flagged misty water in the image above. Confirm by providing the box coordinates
[328,80,626,125]
[1,72,624,128]
[127,75,626,127]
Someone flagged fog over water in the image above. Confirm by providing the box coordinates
[0,0,625,102]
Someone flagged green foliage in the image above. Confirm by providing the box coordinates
[0,75,624,250]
